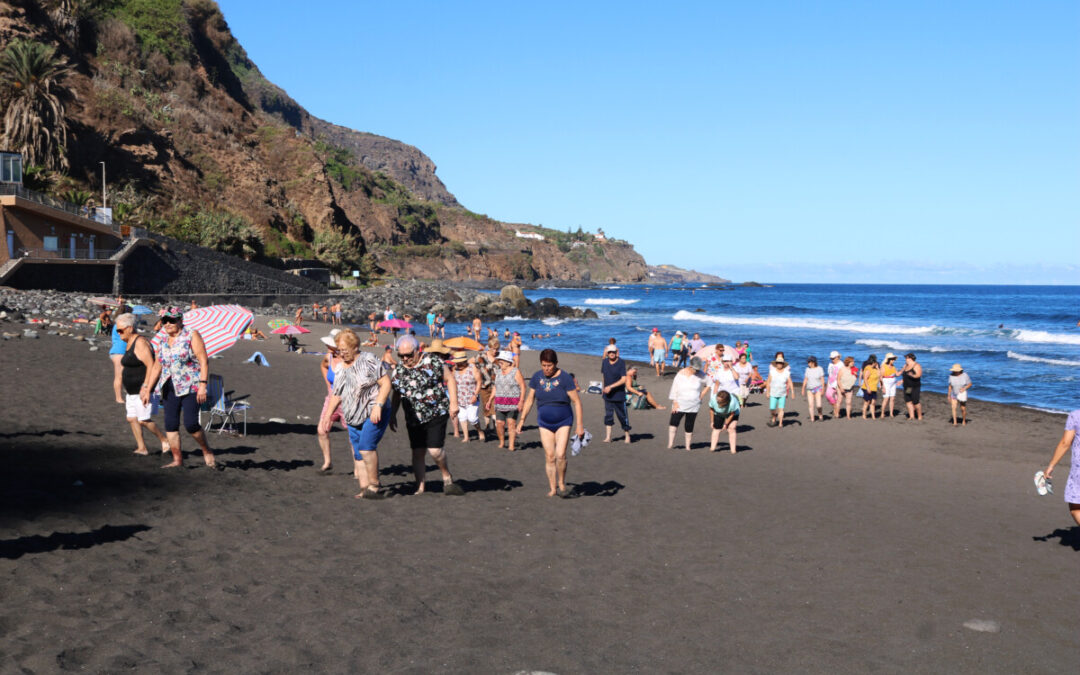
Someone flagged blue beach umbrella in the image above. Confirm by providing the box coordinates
[131,305,155,315]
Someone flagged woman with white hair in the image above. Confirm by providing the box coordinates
[389,335,464,496]
[144,307,219,469]
[116,313,170,456]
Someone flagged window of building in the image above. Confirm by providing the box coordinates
[43,236,58,251]
[1,154,21,184]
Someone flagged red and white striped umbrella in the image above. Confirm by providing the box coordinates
[151,304,254,357]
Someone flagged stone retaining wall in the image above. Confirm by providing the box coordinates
[118,234,327,295]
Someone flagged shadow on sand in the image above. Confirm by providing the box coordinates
[0,524,151,560]
[1033,528,1080,551]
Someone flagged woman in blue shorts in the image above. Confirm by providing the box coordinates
[519,349,584,498]
[320,329,392,499]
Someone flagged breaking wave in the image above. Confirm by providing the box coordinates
[584,298,640,306]
[1007,351,1080,367]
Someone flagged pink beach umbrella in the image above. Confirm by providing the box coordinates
[151,304,254,357]
[379,318,413,331]
[270,324,311,335]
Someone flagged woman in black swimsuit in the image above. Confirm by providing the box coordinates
[901,352,923,420]
[116,313,170,456]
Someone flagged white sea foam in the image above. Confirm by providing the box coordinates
[1020,405,1069,415]
[1011,330,1080,346]
[1007,351,1080,367]
[502,315,526,321]
[673,310,936,335]
[855,339,921,351]
[542,317,566,326]
[584,298,640,306]
[855,339,960,353]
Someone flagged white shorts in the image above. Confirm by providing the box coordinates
[882,377,897,397]
[125,393,157,421]
[457,403,479,425]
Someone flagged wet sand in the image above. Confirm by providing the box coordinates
[1,322,1076,672]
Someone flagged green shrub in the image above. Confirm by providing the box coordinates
[312,228,361,273]
[99,0,192,63]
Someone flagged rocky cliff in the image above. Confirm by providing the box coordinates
[0,0,648,283]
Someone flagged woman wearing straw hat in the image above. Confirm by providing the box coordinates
[316,329,344,473]
[450,350,485,442]
[947,363,972,426]
[765,352,794,428]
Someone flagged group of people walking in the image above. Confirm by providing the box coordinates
[317,329,582,498]
[109,307,220,469]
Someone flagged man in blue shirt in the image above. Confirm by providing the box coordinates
[600,344,631,443]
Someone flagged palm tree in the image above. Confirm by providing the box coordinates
[49,0,82,43]
[0,40,73,171]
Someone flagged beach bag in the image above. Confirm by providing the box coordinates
[628,393,648,410]
[825,386,837,405]
[586,380,603,395]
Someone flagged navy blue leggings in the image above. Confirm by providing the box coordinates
[161,380,201,433]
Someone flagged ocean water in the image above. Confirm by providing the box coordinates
[443,284,1080,413]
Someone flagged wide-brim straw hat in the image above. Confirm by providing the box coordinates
[451,350,468,364]
[427,339,451,355]
[950,363,963,373]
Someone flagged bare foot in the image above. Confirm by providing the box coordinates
[730,448,736,454]
[498,442,505,449]
[413,484,426,495]
[133,448,149,455]
[508,446,515,452]
[478,432,485,442]
[161,461,182,468]
[667,444,673,449]
[547,489,557,497]
[115,398,124,404]
[602,438,611,443]
[623,436,631,444]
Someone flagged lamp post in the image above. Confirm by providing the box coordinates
[99,161,106,208]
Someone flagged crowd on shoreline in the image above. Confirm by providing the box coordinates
[95,301,1079,523]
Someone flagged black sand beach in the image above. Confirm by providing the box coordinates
[1,323,1076,672]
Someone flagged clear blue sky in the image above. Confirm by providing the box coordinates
[218,0,1079,283]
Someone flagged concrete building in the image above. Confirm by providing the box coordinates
[1,151,127,290]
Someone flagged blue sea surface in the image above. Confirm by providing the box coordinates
[441,284,1080,413]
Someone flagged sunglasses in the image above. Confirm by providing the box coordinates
[161,316,180,324]
[397,350,418,360]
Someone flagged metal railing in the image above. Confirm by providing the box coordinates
[13,247,118,261]
[0,184,119,233]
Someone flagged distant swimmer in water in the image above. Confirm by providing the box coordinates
[999,324,1004,329]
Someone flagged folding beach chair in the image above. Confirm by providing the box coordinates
[200,374,252,436]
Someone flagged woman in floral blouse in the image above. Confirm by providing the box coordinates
[389,336,464,495]
[145,307,219,469]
